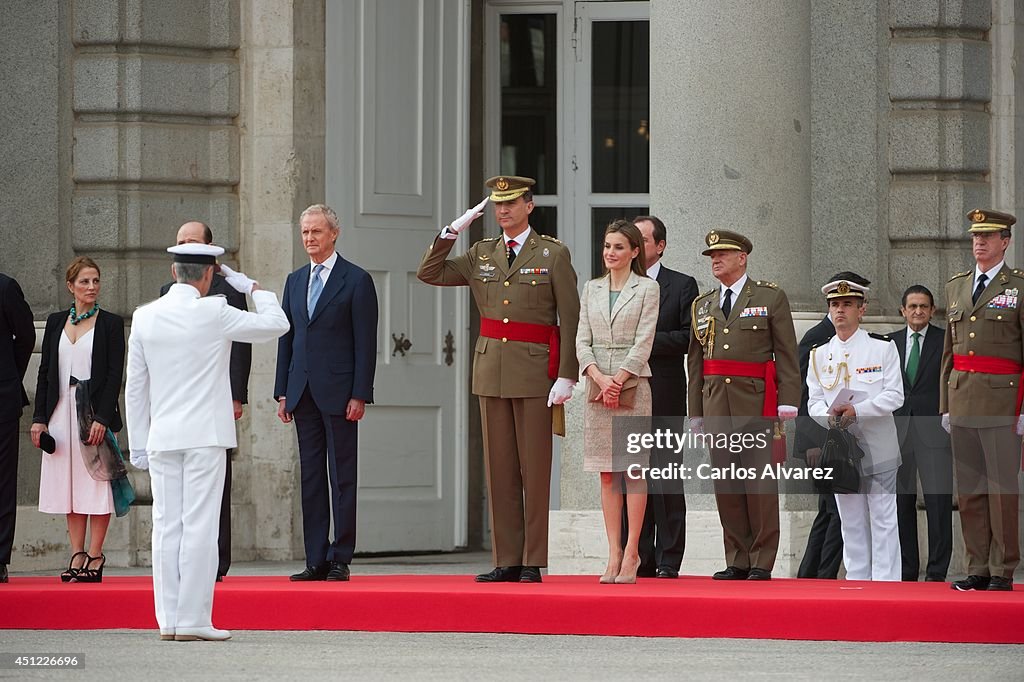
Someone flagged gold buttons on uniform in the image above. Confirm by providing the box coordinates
[723,344,730,350]
[531,280,537,286]
[752,325,758,330]
[502,337,508,343]
[969,332,975,338]
[503,299,510,305]
[502,318,509,323]
[504,281,510,287]
[725,378,732,384]
[723,328,729,334]
[968,350,975,356]
[970,315,977,322]
[998,315,1003,320]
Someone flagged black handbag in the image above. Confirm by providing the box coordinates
[813,426,864,495]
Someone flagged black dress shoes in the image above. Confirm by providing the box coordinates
[519,567,542,583]
[987,576,1013,592]
[951,575,990,591]
[747,568,772,581]
[637,567,658,579]
[475,566,522,583]
[713,566,749,580]
[290,564,330,582]
[655,567,679,579]
[0,564,7,583]
[326,562,351,582]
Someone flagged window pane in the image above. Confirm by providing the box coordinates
[591,21,650,194]
[500,14,557,194]
[590,207,648,277]
[529,206,558,240]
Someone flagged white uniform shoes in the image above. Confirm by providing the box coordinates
[173,627,232,642]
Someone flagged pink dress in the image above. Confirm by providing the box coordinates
[37,328,114,515]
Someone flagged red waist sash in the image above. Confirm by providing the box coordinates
[953,354,1024,415]
[480,318,559,380]
[703,359,778,418]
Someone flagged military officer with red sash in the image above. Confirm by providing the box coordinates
[417,176,580,583]
[687,230,800,580]
[940,208,1022,592]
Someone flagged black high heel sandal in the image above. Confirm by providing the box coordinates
[71,554,105,583]
[60,551,89,583]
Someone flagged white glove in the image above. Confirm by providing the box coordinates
[547,378,576,407]
[1016,415,1024,436]
[130,450,149,471]
[941,413,950,434]
[689,417,704,435]
[218,264,257,295]
[440,197,490,240]
[778,405,798,421]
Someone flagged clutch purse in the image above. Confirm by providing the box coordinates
[39,431,56,454]
[813,426,864,495]
[587,376,639,409]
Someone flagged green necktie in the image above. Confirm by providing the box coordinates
[906,332,921,384]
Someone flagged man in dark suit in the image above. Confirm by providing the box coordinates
[0,273,34,584]
[276,204,378,583]
[160,221,252,581]
[891,285,952,581]
[626,216,698,578]
[794,271,868,579]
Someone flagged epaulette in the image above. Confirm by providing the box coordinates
[1011,269,1024,278]
[539,234,563,244]
[696,289,716,300]
[868,332,894,343]
[755,280,778,289]
[948,271,971,282]
[480,236,500,242]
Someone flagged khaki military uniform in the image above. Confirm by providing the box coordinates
[418,231,580,567]
[686,278,800,571]
[940,265,1023,578]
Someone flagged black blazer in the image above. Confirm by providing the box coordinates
[647,265,699,416]
[0,273,35,421]
[793,315,835,457]
[33,308,125,432]
[161,273,252,403]
[890,323,950,449]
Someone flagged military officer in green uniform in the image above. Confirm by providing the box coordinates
[417,176,580,583]
[940,208,1022,592]
[686,230,800,580]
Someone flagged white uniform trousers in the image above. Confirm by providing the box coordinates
[834,468,901,581]
[150,447,227,631]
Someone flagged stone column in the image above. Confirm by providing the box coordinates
[239,0,325,561]
[649,0,813,310]
[991,0,1024,256]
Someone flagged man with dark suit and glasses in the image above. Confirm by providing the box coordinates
[0,273,34,584]
[276,204,379,583]
[891,285,952,582]
[160,221,252,582]
[625,215,698,579]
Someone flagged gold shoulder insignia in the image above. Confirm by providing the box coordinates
[756,280,778,289]
[539,234,562,244]
[697,289,716,299]
[948,271,970,282]
[479,236,500,242]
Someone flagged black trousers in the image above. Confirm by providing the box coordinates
[896,436,953,581]
[797,493,843,579]
[0,419,17,565]
[217,451,232,576]
[293,388,359,567]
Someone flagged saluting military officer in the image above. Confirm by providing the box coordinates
[940,208,1022,593]
[687,230,800,580]
[417,176,580,583]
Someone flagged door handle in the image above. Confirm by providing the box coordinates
[391,333,412,357]
[443,330,455,366]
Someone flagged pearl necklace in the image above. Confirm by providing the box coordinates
[69,303,99,325]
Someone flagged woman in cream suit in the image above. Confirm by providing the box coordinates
[576,220,660,584]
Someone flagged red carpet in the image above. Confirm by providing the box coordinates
[2,575,1022,643]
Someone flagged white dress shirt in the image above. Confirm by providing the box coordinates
[503,227,532,258]
[903,324,928,370]
[974,260,1004,295]
[309,250,339,292]
[719,273,748,310]
[646,260,662,281]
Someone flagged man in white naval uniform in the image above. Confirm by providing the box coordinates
[807,279,904,581]
[126,243,289,641]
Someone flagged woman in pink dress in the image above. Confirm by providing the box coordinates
[31,257,125,582]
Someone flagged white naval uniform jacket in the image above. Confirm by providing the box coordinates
[126,283,289,453]
[807,327,905,476]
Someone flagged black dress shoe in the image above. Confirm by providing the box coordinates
[713,566,749,580]
[290,564,330,582]
[0,564,7,583]
[637,567,658,579]
[747,568,772,581]
[519,566,542,583]
[656,567,679,579]
[951,575,990,591]
[987,576,1013,592]
[475,566,522,583]
[326,562,351,582]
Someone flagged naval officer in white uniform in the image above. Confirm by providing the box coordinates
[126,243,289,641]
[807,279,904,581]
